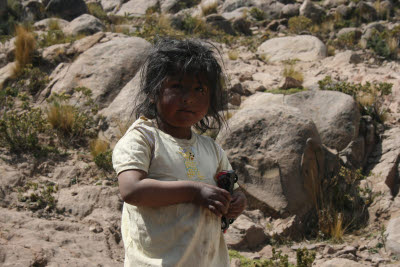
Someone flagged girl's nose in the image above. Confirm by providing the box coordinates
[182,90,195,104]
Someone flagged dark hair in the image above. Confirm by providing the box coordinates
[134,37,228,133]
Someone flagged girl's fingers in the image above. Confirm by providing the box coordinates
[208,205,221,217]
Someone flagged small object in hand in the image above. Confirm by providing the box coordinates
[216,170,238,232]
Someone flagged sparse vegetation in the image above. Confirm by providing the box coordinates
[229,248,315,266]
[288,16,312,34]
[17,181,59,212]
[268,88,306,95]
[46,87,98,146]
[318,76,392,123]
[334,32,360,50]
[367,29,398,60]
[0,108,48,154]
[87,2,109,22]
[311,167,370,242]
[282,64,304,83]
[90,138,113,172]
[249,7,266,21]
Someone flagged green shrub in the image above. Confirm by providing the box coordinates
[0,108,48,154]
[296,248,316,267]
[288,16,312,34]
[7,64,49,95]
[249,7,265,21]
[335,32,359,49]
[90,138,113,172]
[367,30,392,59]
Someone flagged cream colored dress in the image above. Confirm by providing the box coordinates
[112,117,233,267]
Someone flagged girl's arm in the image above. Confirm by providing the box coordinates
[118,169,232,217]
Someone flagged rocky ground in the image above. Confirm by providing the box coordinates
[1,0,400,266]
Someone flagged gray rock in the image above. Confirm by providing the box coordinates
[161,0,201,14]
[45,0,88,21]
[285,90,360,151]
[34,18,69,31]
[257,35,326,62]
[41,36,150,110]
[356,1,377,22]
[64,14,105,35]
[279,76,303,90]
[218,97,323,218]
[386,217,400,257]
[224,214,268,250]
[101,0,123,12]
[116,0,158,17]
[232,17,252,35]
[22,0,45,22]
[336,4,353,19]
[320,258,365,266]
[255,0,285,20]
[300,0,326,22]
[221,0,252,13]
[221,7,248,21]
[205,14,236,35]
[323,0,348,8]
[280,4,300,18]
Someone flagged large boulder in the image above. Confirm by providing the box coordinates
[64,14,105,35]
[254,0,285,20]
[217,94,324,218]
[257,35,326,62]
[40,36,150,109]
[22,0,46,22]
[221,0,252,13]
[385,216,400,257]
[116,0,159,17]
[45,0,88,21]
[299,0,326,22]
[284,90,361,151]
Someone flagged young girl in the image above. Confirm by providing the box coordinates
[112,38,247,267]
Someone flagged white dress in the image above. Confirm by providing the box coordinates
[112,117,233,267]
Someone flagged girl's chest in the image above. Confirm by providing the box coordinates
[148,140,219,185]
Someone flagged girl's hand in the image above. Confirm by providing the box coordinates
[225,190,247,219]
[192,183,231,217]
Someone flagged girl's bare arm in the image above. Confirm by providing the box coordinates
[118,169,232,217]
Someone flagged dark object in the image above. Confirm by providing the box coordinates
[216,170,238,232]
[45,0,88,21]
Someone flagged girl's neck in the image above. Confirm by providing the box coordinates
[156,119,192,140]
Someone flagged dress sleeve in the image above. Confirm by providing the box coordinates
[112,127,153,175]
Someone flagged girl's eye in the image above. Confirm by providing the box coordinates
[196,87,205,93]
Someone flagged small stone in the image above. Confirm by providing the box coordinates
[323,245,336,255]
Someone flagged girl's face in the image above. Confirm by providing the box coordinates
[156,74,210,139]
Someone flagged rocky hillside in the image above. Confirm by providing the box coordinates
[0,0,400,266]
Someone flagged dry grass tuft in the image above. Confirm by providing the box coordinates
[282,64,304,83]
[90,138,109,158]
[47,104,76,135]
[201,1,218,16]
[13,25,36,75]
[228,49,239,60]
